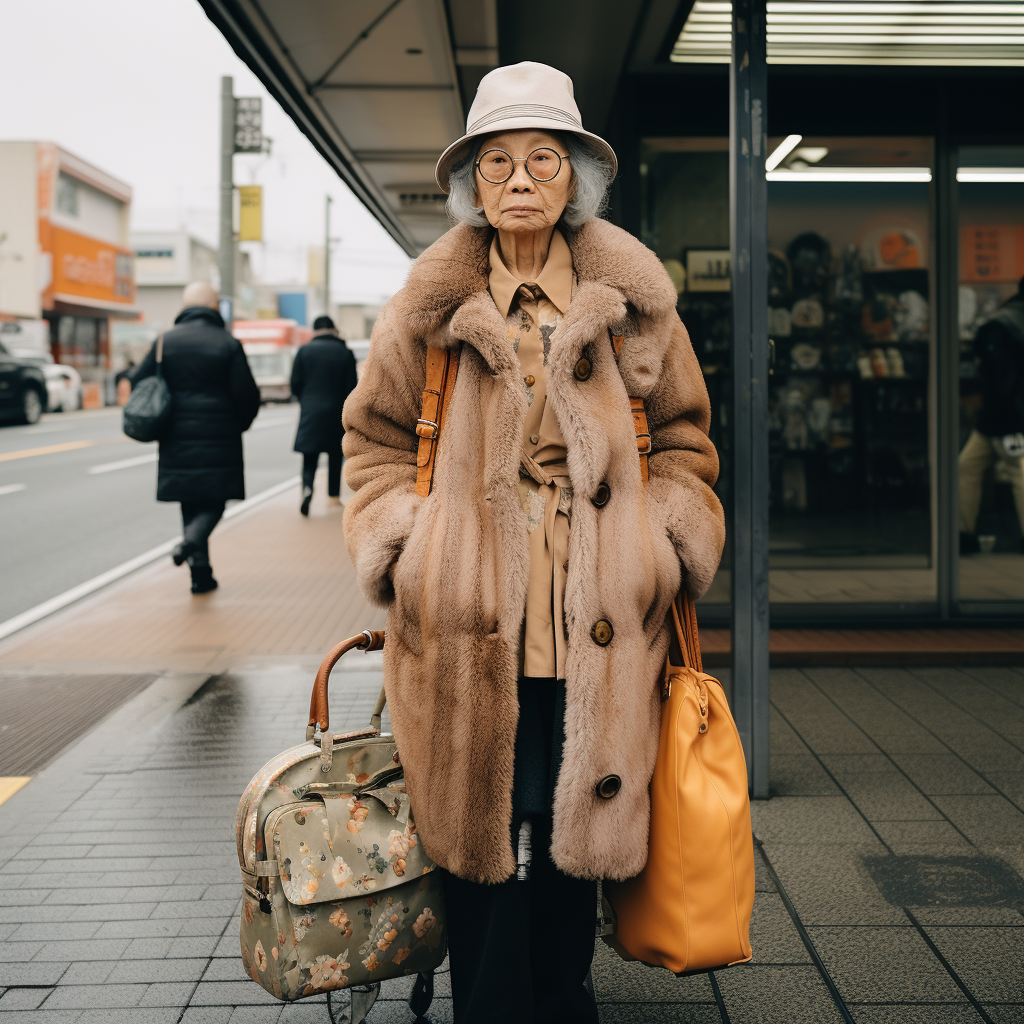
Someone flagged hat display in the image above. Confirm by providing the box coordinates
[435,61,618,192]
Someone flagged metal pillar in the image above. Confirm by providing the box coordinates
[730,0,770,798]
[219,76,235,323]
[324,195,333,319]
[935,109,960,620]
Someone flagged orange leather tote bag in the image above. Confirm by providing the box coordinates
[605,594,755,974]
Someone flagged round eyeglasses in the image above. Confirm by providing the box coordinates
[476,147,567,184]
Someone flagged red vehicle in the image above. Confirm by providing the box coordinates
[232,319,313,403]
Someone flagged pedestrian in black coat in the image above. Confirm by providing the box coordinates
[130,283,261,592]
[290,315,359,515]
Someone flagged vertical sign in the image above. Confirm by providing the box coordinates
[239,185,262,242]
[234,97,263,154]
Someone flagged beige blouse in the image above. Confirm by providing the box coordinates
[488,229,575,680]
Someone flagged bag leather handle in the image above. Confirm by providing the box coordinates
[307,629,386,738]
[670,593,703,674]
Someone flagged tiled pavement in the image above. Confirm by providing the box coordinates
[0,480,1020,1021]
[1,658,1020,1022]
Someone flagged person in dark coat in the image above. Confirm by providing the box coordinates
[130,282,261,592]
[290,314,359,516]
[959,275,1024,553]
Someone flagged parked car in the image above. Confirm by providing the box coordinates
[11,349,82,412]
[0,340,48,424]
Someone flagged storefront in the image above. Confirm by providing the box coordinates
[35,144,137,390]
[199,0,1024,792]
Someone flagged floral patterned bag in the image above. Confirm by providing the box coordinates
[235,630,446,1012]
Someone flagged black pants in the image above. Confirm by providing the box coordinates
[180,501,224,565]
[439,678,598,1024]
[301,450,341,496]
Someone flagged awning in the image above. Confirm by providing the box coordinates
[198,0,654,255]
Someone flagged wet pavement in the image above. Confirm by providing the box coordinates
[0,657,1020,1022]
[0,480,1020,1022]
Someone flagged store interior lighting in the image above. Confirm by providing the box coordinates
[766,134,804,171]
[672,1,1024,66]
[956,167,1024,182]
[767,167,933,181]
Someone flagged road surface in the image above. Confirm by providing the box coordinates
[0,403,301,625]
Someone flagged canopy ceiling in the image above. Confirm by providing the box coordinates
[199,0,657,255]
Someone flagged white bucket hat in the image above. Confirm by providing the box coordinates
[435,61,618,192]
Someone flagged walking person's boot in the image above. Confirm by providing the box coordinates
[189,556,218,594]
[300,485,313,517]
[171,540,198,566]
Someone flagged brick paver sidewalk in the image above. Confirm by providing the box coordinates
[0,478,1021,1022]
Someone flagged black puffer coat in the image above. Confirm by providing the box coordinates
[290,331,359,454]
[975,290,1024,437]
[130,306,261,502]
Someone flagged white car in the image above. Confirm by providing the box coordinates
[12,349,83,412]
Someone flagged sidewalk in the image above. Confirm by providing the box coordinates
[0,477,1021,1022]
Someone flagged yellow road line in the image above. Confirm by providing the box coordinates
[0,440,96,462]
[0,777,31,806]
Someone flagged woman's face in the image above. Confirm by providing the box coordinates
[474,129,571,235]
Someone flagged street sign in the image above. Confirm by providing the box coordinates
[239,185,262,242]
[234,97,263,153]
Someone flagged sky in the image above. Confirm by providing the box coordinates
[0,0,412,305]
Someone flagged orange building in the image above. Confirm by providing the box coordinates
[0,142,136,384]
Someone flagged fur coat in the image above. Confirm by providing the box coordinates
[342,218,724,884]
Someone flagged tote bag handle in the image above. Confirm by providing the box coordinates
[670,593,703,674]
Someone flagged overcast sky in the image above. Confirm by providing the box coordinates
[0,0,412,305]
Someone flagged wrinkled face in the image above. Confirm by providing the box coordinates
[474,129,571,235]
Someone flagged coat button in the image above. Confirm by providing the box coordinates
[591,619,613,646]
[524,374,535,387]
[529,434,539,445]
[596,774,621,799]
[592,482,611,508]
[573,356,592,381]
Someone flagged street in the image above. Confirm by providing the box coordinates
[0,402,300,625]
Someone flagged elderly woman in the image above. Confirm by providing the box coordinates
[342,61,724,1022]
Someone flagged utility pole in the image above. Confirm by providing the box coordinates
[323,195,332,320]
[218,76,235,324]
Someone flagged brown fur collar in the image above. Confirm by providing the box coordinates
[394,218,678,345]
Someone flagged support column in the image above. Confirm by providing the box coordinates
[730,0,770,798]
[935,98,960,620]
[219,76,235,324]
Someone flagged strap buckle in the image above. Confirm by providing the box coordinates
[416,418,439,439]
[636,433,652,455]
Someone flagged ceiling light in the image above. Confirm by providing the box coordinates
[793,146,829,163]
[672,1,1024,66]
[768,167,932,181]
[766,134,803,171]
[957,167,1024,182]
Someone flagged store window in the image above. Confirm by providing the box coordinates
[957,147,1024,604]
[640,138,732,606]
[766,137,935,606]
[643,136,937,610]
[51,314,105,369]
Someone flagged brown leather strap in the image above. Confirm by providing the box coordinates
[415,346,460,498]
[631,397,651,483]
[670,593,703,673]
[307,629,386,736]
[612,335,651,484]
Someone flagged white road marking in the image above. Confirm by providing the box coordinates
[248,415,297,432]
[88,452,158,474]
[0,475,300,643]
[0,483,27,496]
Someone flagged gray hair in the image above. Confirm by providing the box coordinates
[445,132,614,230]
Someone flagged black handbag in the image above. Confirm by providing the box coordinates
[123,333,172,442]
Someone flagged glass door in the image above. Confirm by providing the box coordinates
[766,138,936,609]
[956,147,1024,605]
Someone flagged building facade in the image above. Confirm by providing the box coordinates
[0,142,136,384]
